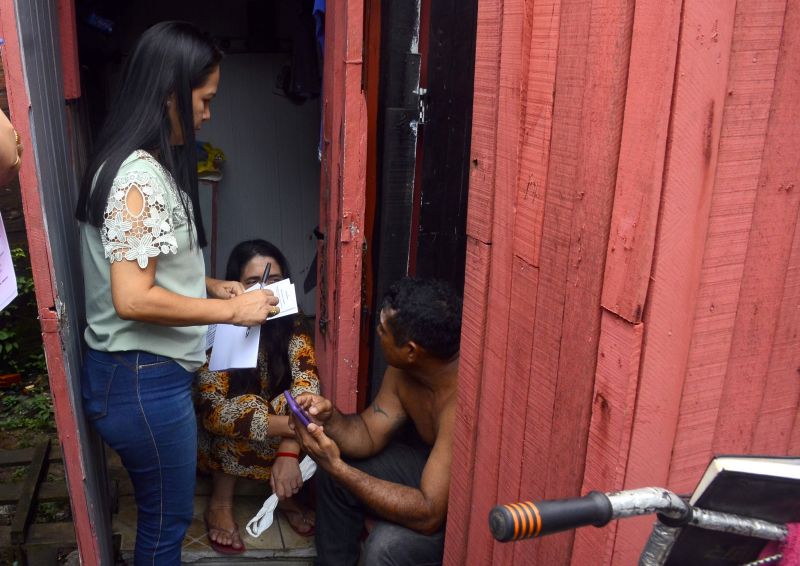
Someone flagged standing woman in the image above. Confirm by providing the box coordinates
[76,22,278,565]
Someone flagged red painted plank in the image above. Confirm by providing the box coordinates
[613,2,739,562]
[600,0,682,323]
[443,237,491,566]
[464,0,527,561]
[463,0,501,245]
[493,256,538,566]
[57,0,80,99]
[751,210,800,454]
[316,0,366,412]
[571,312,643,566]
[444,0,502,561]
[530,2,634,563]
[517,0,594,559]
[668,0,788,492]
[0,3,100,564]
[712,0,800,455]
[512,0,561,267]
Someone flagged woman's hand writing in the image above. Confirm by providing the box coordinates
[206,277,245,299]
[228,289,278,327]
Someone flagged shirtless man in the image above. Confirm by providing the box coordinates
[293,277,461,566]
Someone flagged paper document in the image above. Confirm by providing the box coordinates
[263,278,299,319]
[0,213,18,312]
[207,278,299,371]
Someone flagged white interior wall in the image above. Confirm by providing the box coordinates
[197,54,321,314]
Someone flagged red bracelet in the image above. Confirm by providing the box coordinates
[276,452,300,459]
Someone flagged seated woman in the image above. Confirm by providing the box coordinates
[196,239,319,554]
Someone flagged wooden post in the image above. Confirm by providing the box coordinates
[0,2,102,563]
[316,0,368,412]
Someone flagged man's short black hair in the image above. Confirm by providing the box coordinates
[380,278,462,360]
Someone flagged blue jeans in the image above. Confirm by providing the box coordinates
[81,349,197,566]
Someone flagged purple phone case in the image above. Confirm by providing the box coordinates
[284,390,311,427]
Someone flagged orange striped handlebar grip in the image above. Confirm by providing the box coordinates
[489,492,612,542]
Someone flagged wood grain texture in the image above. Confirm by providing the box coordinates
[600,0,682,323]
[0,3,101,563]
[465,0,525,561]
[512,0,561,267]
[751,203,800,454]
[443,2,501,563]
[668,0,789,492]
[57,0,80,99]
[463,0,501,245]
[525,0,633,563]
[712,0,800,456]
[572,313,643,566]
[443,237,491,566]
[316,0,367,412]
[613,2,739,562]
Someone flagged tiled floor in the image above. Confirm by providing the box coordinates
[109,451,315,564]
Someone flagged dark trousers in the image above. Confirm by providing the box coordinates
[314,441,445,566]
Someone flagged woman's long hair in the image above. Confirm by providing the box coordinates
[76,21,223,248]
[226,239,304,398]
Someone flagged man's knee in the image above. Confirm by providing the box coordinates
[363,522,443,566]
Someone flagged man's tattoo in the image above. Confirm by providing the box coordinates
[372,403,389,418]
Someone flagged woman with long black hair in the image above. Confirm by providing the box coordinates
[196,239,320,555]
[76,22,279,564]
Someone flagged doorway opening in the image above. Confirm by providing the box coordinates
[73,0,323,560]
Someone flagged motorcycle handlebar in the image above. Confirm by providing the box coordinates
[489,491,613,542]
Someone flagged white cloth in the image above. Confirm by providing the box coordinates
[246,456,318,537]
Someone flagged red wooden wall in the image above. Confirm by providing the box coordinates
[444,0,800,564]
[315,0,367,414]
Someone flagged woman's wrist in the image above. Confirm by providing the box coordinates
[275,451,300,459]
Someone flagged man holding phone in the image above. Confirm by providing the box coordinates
[292,278,461,566]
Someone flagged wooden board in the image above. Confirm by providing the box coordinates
[613,2,738,562]
[316,0,367,412]
[600,0,682,323]
[572,313,643,565]
[667,0,789,493]
[712,0,800,455]
[529,0,634,561]
[442,236,492,566]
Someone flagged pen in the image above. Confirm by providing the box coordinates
[246,262,272,338]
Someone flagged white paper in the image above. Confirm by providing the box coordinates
[264,278,299,319]
[207,321,261,371]
[207,278,299,371]
[0,213,18,312]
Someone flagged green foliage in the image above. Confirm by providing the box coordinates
[0,247,46,377]
[0,386,54,431]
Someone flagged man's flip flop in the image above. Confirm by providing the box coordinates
[205,518,246,555]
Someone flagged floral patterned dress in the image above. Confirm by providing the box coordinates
[195,318,320,480]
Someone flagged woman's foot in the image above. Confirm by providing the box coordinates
[204,505,245,554]
[205,472,245,554]
[278,498,316,537]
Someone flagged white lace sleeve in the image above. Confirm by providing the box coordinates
[101,168,179,268]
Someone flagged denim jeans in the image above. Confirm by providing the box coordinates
[314,441,445,566]
[81,349,197,566]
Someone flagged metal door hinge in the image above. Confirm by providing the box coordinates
[416,87,429,125]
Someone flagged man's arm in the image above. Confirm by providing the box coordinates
[295,403,455,534]
[296,367,407,458]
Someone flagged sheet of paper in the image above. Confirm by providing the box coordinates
[264,278,299,319]
[208,321,260,371]
[0,213,18,312]
[207,278,299,371]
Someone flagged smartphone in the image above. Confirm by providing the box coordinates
[284,390,311,427]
